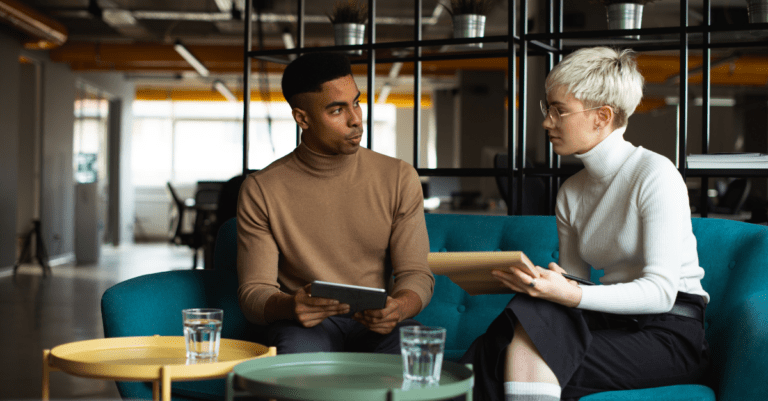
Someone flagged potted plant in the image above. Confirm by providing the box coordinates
[326,0,367,55]
[442,0,495,48]
[595,0,658,39]
[747,0,768,23]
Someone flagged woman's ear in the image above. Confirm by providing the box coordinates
[292,108,310,130]
[597,106,614,128]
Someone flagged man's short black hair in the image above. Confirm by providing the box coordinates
[281,52,353,107]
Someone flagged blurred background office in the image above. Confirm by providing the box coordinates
[2,0,768,274]
[1,1,767,399]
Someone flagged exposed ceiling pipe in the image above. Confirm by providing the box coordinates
[665,52,742,85]
[124,11,441,26]
[174,40,210,77]
[0,0,67,49]
[213,79,237,102]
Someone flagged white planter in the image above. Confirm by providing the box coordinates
[747,0,768,23]
[453,14,486,48]
[333,23,365,55]
[606,3,643,40]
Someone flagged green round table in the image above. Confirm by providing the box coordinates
[226,352,474,401]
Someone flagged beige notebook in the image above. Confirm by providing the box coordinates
[428,251,536,295]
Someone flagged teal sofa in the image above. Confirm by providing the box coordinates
[101,214,768,400]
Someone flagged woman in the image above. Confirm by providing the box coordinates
[459,47,710,401]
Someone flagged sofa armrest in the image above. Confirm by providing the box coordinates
[101,270,251,340]
[715,291,768,401]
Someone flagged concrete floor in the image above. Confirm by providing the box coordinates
[1,243,197,400]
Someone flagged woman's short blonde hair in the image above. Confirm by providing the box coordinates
[545,47,644,128]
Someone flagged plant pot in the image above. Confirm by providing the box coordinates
[453,14,486,48]
[747,0,768,23]
[606,3,643,40]
[333,23,365,55]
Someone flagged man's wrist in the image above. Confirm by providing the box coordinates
[264,292,296,323]
[391,289,422,320]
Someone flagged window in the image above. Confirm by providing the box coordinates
[132,100,399,186]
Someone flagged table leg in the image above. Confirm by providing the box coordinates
[42,349,50,401]
[153,380,160,401]
[161,365,172,401]
[225,372,234,401]
[465,363,473,401]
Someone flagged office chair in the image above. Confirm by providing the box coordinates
[166,182,203,269]
[710,178,751,215]
[210,174,248,269]
[493,153,550,215]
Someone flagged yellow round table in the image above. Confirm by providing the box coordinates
[43,335,275,401]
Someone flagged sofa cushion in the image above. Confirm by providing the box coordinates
[415,275,513,361]
[579,384,715,400]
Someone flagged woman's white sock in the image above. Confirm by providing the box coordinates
[504,381,561,401]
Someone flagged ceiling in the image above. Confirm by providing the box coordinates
[3,0,766,96]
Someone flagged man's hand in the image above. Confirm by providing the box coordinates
[352,296,405,334]
[352,289,423,335]
[293,284,350,327]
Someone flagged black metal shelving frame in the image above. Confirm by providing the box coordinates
[242,0,768,217]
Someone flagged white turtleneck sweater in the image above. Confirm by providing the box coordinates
[556,127,709,314]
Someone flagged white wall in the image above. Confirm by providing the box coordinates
[0,30,138,270]
[134,184,196,241]
[78,72,136,245]
[0,34,20,269]
[39,61,76,262]
[395,107,434,167]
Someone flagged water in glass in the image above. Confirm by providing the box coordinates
[184,318,221,359]
[400,326,446,383]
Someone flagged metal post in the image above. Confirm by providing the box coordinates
[515,0,529,215]
[367,0,376,150]
[678,0,689,179]
[296,0,305,145]
[700,0,711,217]
[413,0,422,168]
[506,0,517,215]
[242,0,252,174]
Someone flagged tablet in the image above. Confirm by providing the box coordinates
[428,251,538,295]
[310,281,388,313]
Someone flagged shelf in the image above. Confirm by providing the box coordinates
[685,169,768,178]
[415,167,580,178]
[246,35,519,61]
[242,0,768,217]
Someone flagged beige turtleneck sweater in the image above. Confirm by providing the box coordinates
[557,127,709,314]
[236,142,434,325]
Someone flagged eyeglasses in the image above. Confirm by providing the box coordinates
[540,100,606,126]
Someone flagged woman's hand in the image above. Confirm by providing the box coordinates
[492,262,583,308]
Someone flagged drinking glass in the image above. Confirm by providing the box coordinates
[400,326,446,383]
[182,308,223,360]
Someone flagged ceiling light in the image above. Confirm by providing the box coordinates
[214,0,232,12]
[174,40,209,77]
[282,30,295,49]
[665,97,736,107]
[214,80,237,102]
[282,29,296,60]
[378,84,392,104]
[102,9,137,26]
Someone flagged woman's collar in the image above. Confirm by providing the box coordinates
[574,126,633,180]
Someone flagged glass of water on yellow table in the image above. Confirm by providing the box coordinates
[183,308,223,360]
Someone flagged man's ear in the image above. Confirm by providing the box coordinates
[292,108,310,130]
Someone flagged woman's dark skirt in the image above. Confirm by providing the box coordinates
[459,292,710,401]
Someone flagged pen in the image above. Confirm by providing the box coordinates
[561,273,595,286]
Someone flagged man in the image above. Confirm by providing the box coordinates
[236,52,434,355]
